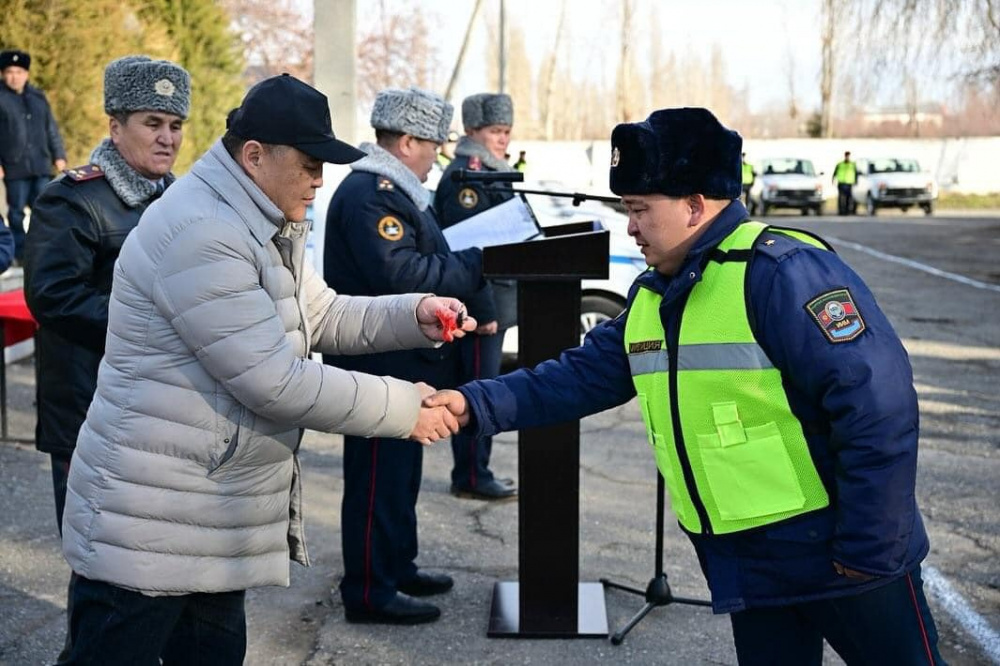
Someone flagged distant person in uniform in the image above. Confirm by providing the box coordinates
[324,87,494,625]
[833,151,858,215]
[436,129,458,168]
[0,49,67,263]
[740,152,754,206]
[513,149,527,172]
[432,92,519,501]
[428,107,945,666]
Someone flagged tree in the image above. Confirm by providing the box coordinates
[0,0,174,165]
[141,0,245,172]
[355,0,442,111]
[220,0,313,85]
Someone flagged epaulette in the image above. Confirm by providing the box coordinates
[468,155,481,171]
[376,177,395,192]
[64,164,104,182]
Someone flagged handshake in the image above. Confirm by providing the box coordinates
[408,386,471,446]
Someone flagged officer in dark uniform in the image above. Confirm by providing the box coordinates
[324,87,494,625]
[22,55,189,660]
[428,108,945,665]
[432,92,518,501]
[24,54,190,537]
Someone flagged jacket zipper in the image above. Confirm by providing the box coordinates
[664,291,713,535]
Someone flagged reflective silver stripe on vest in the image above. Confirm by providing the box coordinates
[677,343,774,370]
[628,350,669,376]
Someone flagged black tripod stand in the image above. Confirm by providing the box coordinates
[600,473,712,645]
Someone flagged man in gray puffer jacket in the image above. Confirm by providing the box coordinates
[59,74,476,665]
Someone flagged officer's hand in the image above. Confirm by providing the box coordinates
[832,561,876,582]
[409,405,460,445]
[423,389,469,427]
[54,159,67,172]
[476,320,499,335]
[416,296,477,341]
[0,166,4,180]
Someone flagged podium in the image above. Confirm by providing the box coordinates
[482,220,610,638]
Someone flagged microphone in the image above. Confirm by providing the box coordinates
[450,169,524,183]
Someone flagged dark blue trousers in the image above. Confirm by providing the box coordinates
[60,575,246,666]
[729,566,945,666]
[4,174,50,259]
[340,436,423,611]
[450,331,503,490]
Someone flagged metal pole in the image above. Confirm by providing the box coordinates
[499,0,506,93]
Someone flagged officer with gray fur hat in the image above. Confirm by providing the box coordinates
[24,54,191,539]
[427,106,945,665]
[433,92,519,502]
[324,87,496,625]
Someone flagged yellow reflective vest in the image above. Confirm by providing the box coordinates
[623,221,830,534]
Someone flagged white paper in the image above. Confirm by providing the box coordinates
[442,195,542,251]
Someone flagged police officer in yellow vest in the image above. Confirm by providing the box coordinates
[740,152,754,207]
[833,150,858,215]
[427,108,944,665]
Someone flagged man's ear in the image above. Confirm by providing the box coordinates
[241,140,264,171]
[687,194,706,226]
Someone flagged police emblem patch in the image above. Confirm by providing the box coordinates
[154,78,176,97]
[805,288,866,343]
[611,146,620,167]
[377,216,404,241]
[458,187,479,209]
[468,155,482,171]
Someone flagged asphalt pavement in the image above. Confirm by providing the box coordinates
[1,211,997,665]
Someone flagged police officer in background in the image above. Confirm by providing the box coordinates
[432,92,518,501]
[25,55,189,538]
[428,107,944,665]
[0,49,67,263]
[833,150,857,215]
[740,151,754,207]
[324,87,494,625]
[22,54,189,661]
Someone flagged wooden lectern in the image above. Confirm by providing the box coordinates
[482,220,611,638]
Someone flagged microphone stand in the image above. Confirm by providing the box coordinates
[599,473,711,645]
[451,170,619,207]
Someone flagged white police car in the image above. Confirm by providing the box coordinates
[851,157,938,216]
[748,158,826,216]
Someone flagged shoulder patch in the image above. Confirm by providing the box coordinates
[468,155,481,171]
[377,215,404,241]
[805,288,866,343]
[458,187,479,209]
[376,177,395,191]
[64,164,104,182]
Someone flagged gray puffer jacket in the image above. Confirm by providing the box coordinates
[63,141,435,595]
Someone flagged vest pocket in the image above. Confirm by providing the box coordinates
[698,421,806,521]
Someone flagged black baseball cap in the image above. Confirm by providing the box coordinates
[226,74,364,164]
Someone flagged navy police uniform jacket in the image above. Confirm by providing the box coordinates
[434,154,517,329]
[24,166,169,455]
[458,200,929,613]
[324,169,493,382]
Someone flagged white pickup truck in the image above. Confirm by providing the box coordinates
[852,158,938,216]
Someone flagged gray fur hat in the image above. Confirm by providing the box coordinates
[104,55,191,119]
[461,93,513,129]
[370,87,453,143]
